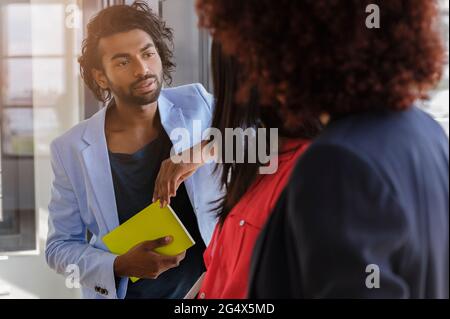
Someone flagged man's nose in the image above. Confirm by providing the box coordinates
[133,58,150,78]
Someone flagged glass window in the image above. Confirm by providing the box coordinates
[0,0,82,255]
[3,58,33,106]
[2,108,33,157]
[426,0,449,135]
[0,0,86,299]
[4,4,32,56]
[31,4,65,56]
[0,1,36,254]
[32,58,66,106]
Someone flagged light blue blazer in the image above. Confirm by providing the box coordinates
[45,84,223,299]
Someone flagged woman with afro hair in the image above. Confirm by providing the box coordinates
[196,0,448,298]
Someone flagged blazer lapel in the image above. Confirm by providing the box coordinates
[158,94,190,153]
[81,107,119,233]
[158,94,198,212]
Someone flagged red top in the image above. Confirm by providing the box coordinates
[198,139,310,299]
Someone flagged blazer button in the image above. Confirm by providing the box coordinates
[95,286,100,292]
[102,289,108,296]
[199,292,206,299]
[239,220,245,227]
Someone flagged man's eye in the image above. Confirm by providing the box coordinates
[144,52,155,58]
[118,60,129,67]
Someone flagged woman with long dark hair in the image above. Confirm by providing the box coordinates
[153,40,321,298]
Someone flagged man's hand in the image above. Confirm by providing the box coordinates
[113,236,186,279]
[153,158,201,207]
[153,141,216,207]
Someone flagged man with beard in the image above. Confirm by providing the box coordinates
[45,1,221,299]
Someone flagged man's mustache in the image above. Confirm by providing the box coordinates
[131,75,159,89]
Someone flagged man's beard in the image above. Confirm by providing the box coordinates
[108,73,163,106]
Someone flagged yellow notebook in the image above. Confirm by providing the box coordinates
[102,200,196,282]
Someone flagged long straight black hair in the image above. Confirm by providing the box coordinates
[210,40,322,225]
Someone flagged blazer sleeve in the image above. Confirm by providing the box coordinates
[45,141,122,299]
[286,143,410,298]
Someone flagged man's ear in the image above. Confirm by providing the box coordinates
[92,68,109,90]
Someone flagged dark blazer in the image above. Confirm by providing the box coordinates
[249,107,449,298]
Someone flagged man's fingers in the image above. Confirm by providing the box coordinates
[180,169,195,182]
[164,182,172,207]
[174,251,186,266]
[177,251,186,262]
[153,173,165,203]
[152,188,158,203]
[154,161,201,207]
[153,170,162,201]
[161,251,186,268]
[141,236,173,250]
[169,180,176,197]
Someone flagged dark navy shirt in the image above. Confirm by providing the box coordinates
[109,130,206,299]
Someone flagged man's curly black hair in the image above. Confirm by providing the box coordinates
[78,1,175,103]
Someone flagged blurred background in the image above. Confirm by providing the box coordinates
[0,0,447,298]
